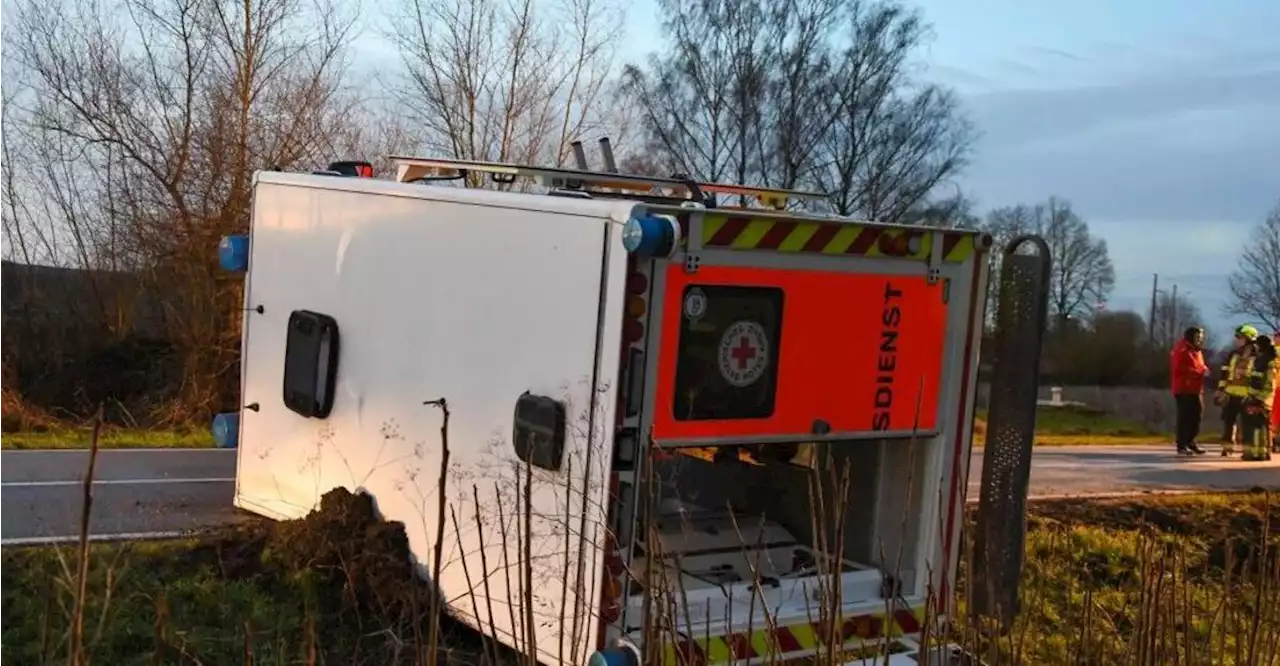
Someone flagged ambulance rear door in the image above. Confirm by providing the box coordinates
[646,212,990,445]
[635,208,992,623]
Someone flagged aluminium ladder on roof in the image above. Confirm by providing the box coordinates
[386,154,830,211]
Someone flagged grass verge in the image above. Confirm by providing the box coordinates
[1,389,213,449]
[974,404,1166,447]
[4,491,1275,665]
[1,426,213,450]
[1,489,486,665]
[971,491,1279,664]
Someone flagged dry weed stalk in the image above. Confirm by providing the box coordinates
[67,404,103,666]
[424,397,453,666]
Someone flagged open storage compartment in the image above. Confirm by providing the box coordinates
[624,436,937,635]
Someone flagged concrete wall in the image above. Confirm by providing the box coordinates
[975,382,1222,435]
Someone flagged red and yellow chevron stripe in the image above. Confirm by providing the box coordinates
[699,214,976,263]
[660,605,925,666]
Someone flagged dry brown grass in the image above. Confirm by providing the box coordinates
[0,385,60,433]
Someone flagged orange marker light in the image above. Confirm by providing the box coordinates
[626,295,647,319]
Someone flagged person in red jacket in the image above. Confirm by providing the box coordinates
[1170,326,1210,455]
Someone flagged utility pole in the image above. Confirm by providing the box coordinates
[1148,273,1158,344]
[1171,283,1179,343]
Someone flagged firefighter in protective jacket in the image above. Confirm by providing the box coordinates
[1216,324,1258,455]
[1241,335,1278,462]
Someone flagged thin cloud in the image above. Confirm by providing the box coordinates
[991,57,1045,77]
[1020,44,1086,62]
[953,42,1278,334]
[1086,40,1154,60]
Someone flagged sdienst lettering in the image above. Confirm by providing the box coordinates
[872,282,903,431]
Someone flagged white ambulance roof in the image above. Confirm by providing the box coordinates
[253,169,642,222]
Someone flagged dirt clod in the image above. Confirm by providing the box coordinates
[168,488,483,664]
[269,489,426,626]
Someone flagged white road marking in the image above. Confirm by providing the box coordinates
[1033,462,1231,470]
[2,477,235,488]
[1020,489,1211,501]
[1,448,232,454]
[1031,460,1279,470]
[1,530,196,546]
[963,489,1226,503]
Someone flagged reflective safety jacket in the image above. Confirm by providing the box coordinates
[1219,345,1256,397]
[1246,355,1279,410]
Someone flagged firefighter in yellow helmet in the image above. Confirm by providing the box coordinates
[1240,334,1278,462]
[1215,324,1258,455]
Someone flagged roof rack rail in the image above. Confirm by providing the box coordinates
[386,147,828,211]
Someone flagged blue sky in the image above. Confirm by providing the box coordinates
[608,0,1280,336]
[914,0,1280,338]
[359,0,1280,335]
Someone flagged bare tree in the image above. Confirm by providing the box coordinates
[815,1,974,220]
[5,0,363,421]
[619,0,778,185]
[759,0,840,189]
[622,0,972,215]
[590,79,662,174]
[1037,198,1114,329]
[1225,201,1280,333]
[1,83,48,267]
[980,204,1037,255]
[386,0,623,168]
[984,198,1113,331]
[901,188,979,228]
[978,203,1038,330]
[1151,289,1206,350]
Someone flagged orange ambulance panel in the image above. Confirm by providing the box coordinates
[652,263,949,441]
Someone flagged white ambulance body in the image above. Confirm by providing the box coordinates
[220,154,1003,666]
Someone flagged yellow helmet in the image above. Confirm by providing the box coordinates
[1235,324,1259,341]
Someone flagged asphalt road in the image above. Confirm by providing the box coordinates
[1,449,241,544]
[2,444,1278,543]
[967,444,1280,500]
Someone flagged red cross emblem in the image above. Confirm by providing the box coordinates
[730,336,758,369]
[718,321,770,387]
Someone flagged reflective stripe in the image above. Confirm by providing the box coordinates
[698,214,976,262]
[1223,348,1259,395]
[1247,359,1279,407]
[658,605,925,666]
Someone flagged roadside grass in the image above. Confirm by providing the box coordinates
[974,404,1166,447]
[4,490,1275,665]
[0,492,489,666]
[0,535,311,664]
[975,491,1279,664]
[0,426,213,450]
[1,388,212,449]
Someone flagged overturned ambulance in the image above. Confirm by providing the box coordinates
[215,140,1051,666]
